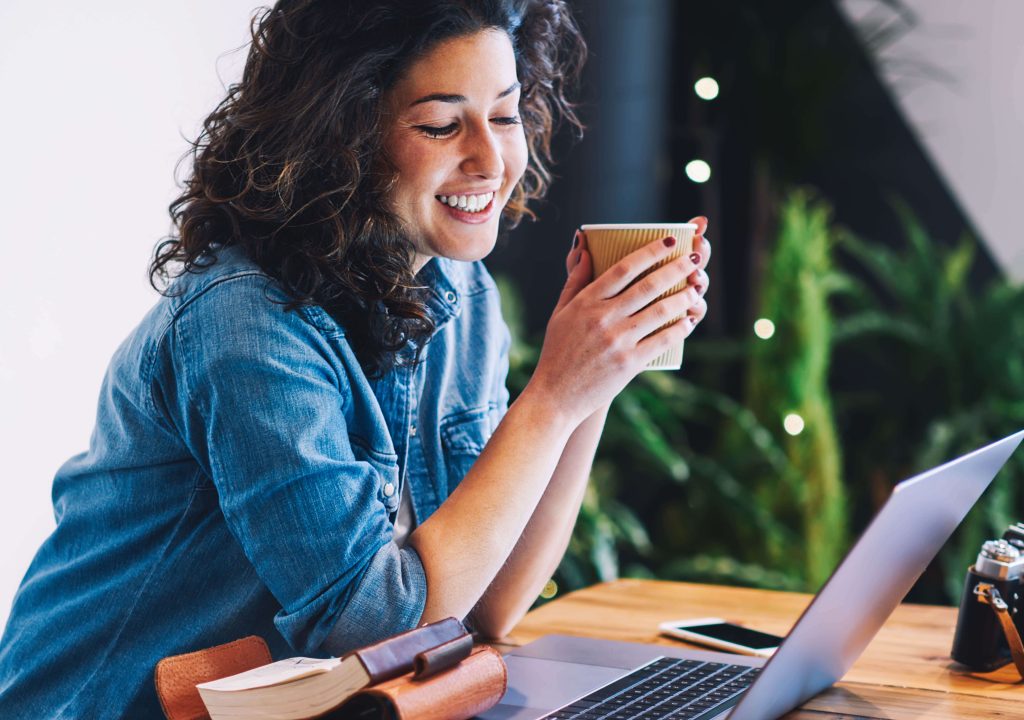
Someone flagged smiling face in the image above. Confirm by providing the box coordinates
[384,30,529,273]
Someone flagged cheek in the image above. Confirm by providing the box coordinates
[386,134,442,201]
[506,129,529,183]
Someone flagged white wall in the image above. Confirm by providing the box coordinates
[840,0,1024,280]
[0,1,260,628]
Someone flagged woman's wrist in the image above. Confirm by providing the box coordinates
[514,380,584,438]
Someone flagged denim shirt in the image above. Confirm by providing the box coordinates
[0,245,510,718]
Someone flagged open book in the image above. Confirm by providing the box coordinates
[163,618,506,720]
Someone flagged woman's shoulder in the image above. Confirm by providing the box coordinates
[163,245,283,312]
[153,245,345,359]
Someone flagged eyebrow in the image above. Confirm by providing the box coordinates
[410,81,521,107]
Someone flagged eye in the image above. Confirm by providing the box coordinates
[492,116,522,127]
[416,122,458,138]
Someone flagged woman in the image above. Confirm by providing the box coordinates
[0,0,710,716]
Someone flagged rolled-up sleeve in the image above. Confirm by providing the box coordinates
[166,275,425,655]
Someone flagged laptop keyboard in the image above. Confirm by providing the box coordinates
[540,657,760,720]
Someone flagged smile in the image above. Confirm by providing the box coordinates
[435,192,495,213]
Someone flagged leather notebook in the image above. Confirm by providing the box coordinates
[154,618,506,720]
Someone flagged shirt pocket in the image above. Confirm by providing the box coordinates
[439,405,500,493]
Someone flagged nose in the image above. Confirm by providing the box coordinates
[460,121,504,180]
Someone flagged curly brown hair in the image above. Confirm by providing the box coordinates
[151,0,585,376]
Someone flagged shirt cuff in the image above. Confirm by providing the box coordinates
[274,540,427,655]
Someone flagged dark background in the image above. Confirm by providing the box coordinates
[487,0,992,335]
[480,0,1022,606]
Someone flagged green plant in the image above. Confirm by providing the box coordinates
[495,194,1024,607]
[743,191,847,588]
[832,202,1024,600]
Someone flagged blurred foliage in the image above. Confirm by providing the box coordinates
[743,192,846,588]
[495,275,804,593]
[831,201,1024,600]
[497,188,1024,607]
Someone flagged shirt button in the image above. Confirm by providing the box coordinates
[444,290,457,304]
[410,424,417,436]
[383,482,395,498]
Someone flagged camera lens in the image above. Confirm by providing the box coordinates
[1003,523,1024,550]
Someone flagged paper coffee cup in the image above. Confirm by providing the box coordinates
[580,222,697,370]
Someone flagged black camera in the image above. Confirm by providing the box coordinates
[950,523,1024,672]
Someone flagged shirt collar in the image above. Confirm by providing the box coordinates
[416,257,464,330]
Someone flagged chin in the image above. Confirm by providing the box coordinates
[439,244,495,264]
[432,231,499,263]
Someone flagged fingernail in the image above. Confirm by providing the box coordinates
[689,316,697,326]
[572,230,580,249]
[693,283,704,294]
[689,252,701,264]
[663,236,676,248]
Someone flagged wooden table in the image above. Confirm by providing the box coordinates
[501,579,1024,719]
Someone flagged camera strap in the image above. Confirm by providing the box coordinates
[975,583,1024,679]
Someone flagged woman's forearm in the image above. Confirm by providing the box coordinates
[469,402,610,639]
[408,385,582,625]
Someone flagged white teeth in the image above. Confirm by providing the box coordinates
[435,192,495,213]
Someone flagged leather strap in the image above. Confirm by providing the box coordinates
[355,617,468,684]
[976,583,1024,680]
[413,634,474,679]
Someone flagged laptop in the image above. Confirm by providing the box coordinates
[480,430,1024,720]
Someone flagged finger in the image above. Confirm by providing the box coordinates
[687,268,709,297]
[686,297,708,325]
[565,229,583,277]
[688,215,709,237]
[553,249,593,312]
[625,285,700,342]
[692,234,711,270]
[591,235,684,300]
[635,316,695,366]
[616,254,698,316]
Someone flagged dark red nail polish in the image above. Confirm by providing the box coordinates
[693,283,704,294]
[663,236,676,248]
[689,252,701,264]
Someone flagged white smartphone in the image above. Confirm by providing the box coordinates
[658,617,783,658]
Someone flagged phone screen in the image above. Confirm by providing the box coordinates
[680,623,783,649]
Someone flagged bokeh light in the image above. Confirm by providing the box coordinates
[753,318,776,339]
[694,76,720,100]
[783,413,805,436]
[685,160,711,183]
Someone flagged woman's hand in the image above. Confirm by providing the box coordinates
[525,217,712,427]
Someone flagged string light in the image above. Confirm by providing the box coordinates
[685,160,711,184]
[753,318,775,339]
[694,77,720,100]
[783,413,805,436]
